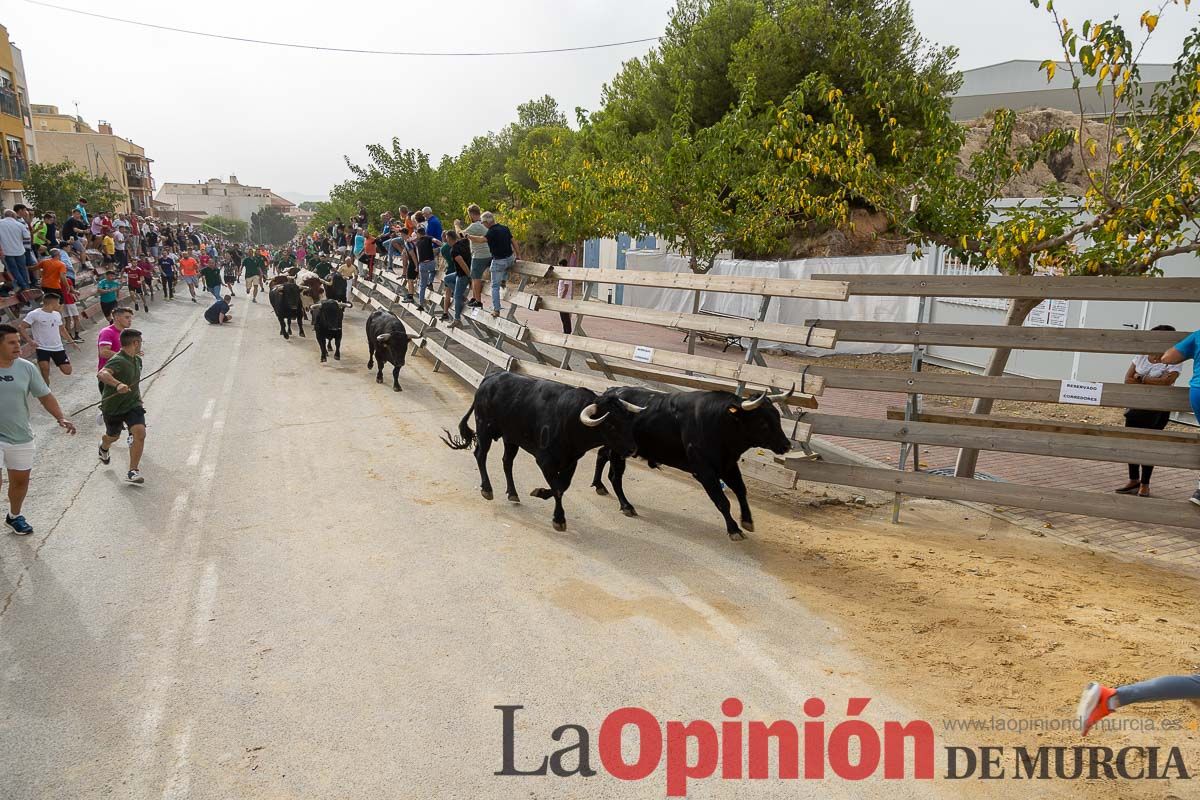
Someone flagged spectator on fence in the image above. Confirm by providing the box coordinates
[1159,330,1200,505]
[482,211,518,318]
[61,210,88,256]
[0,210,32,297]
[422,206,443,242]
[460,204,490,309]
[74,198,89,224]
[1116,324,1182,498]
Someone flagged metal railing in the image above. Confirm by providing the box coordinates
[0,88,19,118]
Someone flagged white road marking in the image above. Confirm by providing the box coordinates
[160,721,194,800]
[659,575,811,707]
[185,437,204,467]
[191,562,219,647]
[201,399,216,420]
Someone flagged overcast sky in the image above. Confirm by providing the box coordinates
[8,0,1198,203]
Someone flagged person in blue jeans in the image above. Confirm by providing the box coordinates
[442,231,471,326]
[412,225,440,310]
[1078,674,1200,735]
[482,211,519,317]
[1159,329,1200,504]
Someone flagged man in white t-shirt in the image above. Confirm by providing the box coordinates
[18,293,79,386]
[1116,323,1183,497]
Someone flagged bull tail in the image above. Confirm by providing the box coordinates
[441,402,477,450]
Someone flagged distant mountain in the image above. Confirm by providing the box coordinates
[277,191,328,205]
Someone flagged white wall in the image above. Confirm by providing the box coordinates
[623,250,925,356]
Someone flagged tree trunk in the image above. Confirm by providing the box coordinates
[953,298,1040,478]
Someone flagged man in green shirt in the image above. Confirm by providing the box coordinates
[200,262,223,303]
[242,252,266,303]
[0,323,76,535]
[312,258,332,279]
[98,328,146,484]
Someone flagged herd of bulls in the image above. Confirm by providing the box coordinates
[442,373,796,539]
[265,270,796,540]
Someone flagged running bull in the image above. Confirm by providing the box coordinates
[365,309,410,391]
[590,386,795,540]
[442,372,645,532]
[269,279,305,339]
[311,298,349,363]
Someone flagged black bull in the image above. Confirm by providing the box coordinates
[365,309,410,391]
[442,372,646,531]
[591,386,795,540]
[311,299,347,363]
[269,281,305,339]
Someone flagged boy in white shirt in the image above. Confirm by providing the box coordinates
[18,292,80,386]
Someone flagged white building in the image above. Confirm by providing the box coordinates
[155,175,295,223]
[952,59,1174,121]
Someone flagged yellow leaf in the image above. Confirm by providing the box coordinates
[1141,11,1159,32]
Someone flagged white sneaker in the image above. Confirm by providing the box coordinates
[126,469,144,484]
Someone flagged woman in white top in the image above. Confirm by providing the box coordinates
[1116,324,1183,497]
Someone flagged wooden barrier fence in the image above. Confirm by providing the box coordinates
[351,262,835,487]
[350,261,1200,529]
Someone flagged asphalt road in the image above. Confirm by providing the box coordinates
[0,292,981,799]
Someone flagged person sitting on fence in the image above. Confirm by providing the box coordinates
[1157,329,1200,505]
[556,258,574,335]
[1116,324,1182,498]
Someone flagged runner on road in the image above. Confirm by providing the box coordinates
[200,260,223,303]
[0,322,77,534]
[19,292,80,386]
[157,252,176,299]
[178,252,200,302]
[96,270,122,321]
[97,328,147,485]
[242,250,266,302]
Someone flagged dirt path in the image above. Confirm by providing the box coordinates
[741,476,1200,798]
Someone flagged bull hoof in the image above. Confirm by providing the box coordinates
[593,484,608,496]
[334,353,341,360]
[320,356,327,363]
[621,507,638,517]
[552,521,567,532]
[393,385,402,392]
[530,488,552,500]
[376,375,383,383]
[299,332,306,338]
[741,520,755,533]
[507,493,520,503]
[481,489,494,501]
[728,529,747,542]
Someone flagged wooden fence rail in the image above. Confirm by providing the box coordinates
[812,320,1189,354]
[812,274,1200,301]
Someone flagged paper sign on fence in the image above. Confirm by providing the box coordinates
[1058,380,1103,406]
[632,346,654,363]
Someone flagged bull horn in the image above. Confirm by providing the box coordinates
[619,399,646,414]
[579,403,608,427]
[741,392,768,411]
[376,333,391,343]
[768,383,796,402]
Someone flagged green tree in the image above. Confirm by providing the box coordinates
[298,201,323,212]
[250,206,298,245]
[22,161,125,219]
[200,214,249,241]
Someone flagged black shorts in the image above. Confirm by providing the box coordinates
[101,299,117,317]
[103,406,146,437]
[35,348,69,366]
[405,261,418,281]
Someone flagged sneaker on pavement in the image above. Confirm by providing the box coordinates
[98,445,111,464]
[1077,682,1117,735]
[5,514,33,535]
[126,469,144,484]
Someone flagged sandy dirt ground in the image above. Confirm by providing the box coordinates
[743,475,1200,799]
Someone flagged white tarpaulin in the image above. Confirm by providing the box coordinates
[621,251,924,356]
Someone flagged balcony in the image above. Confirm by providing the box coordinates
[0,88,18,119]
[126,174,146,188]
